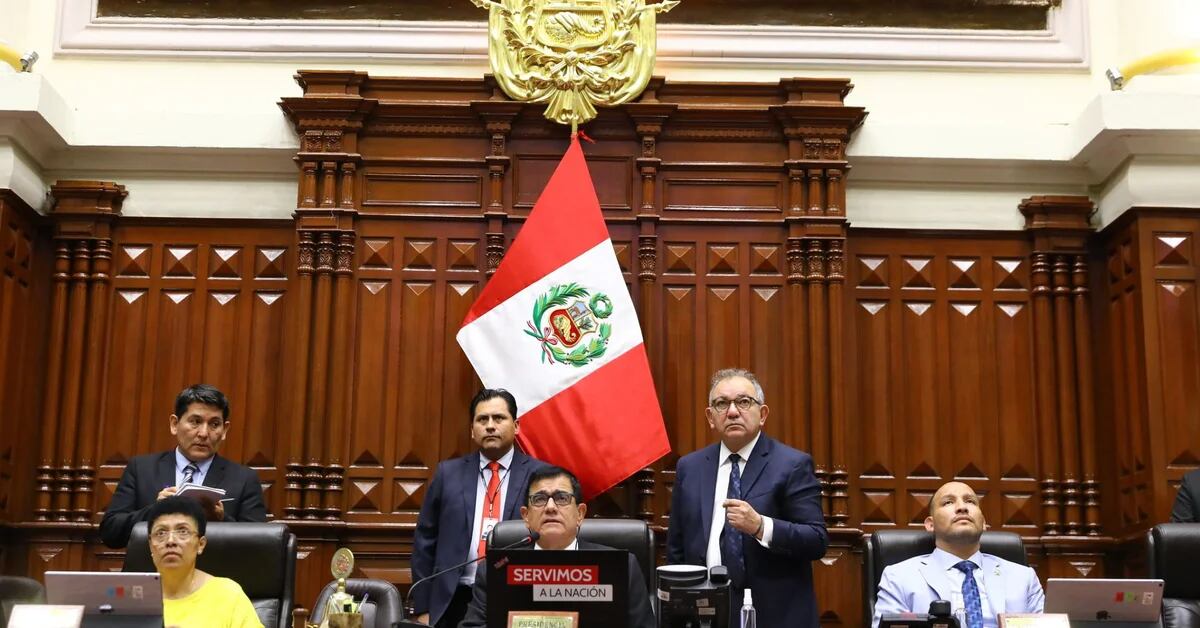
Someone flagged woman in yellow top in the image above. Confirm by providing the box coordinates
[147,496,263,628]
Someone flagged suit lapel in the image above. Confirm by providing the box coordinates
[700,444,719,544]
[981,555,1006,614]
[156,450,176,490]
[505,451,530,520]
[738,435,771,497]
[203,455,227,488]
[919,556,956,603]
[459,452,481,531]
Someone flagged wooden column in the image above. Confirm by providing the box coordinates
[33,181,125,522]
[279,73,371,521]
[1021,195,1100,545]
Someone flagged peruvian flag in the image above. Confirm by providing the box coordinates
[456,137,670,497]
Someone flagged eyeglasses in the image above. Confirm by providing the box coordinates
[528,490,577,508]
[151,528,196,543]
[710,396,760,412]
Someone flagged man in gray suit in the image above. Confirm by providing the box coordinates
[873,481,1043,628]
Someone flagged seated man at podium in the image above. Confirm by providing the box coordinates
[458,465,655,628]
[873,481,1044,628]
[100,384,267,548]
[148,495,262,628]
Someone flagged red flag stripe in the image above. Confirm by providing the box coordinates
[515,346,670,498]
[461,139,610,326]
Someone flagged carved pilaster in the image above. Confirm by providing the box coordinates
[486,233,506,276]
[37,180,125,522]
[826,239,848,526]
[1021,195,1096,539]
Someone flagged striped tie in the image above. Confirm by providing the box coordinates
[181,463,199,486]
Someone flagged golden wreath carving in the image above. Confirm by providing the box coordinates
[470,0,679,129]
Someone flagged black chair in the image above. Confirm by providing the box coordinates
[0,576,46,627]
[862,529,1029,627]
[124,521,297,628]
[311,578,405,628]
[489,518,656,592]
[1147,523,1200,628]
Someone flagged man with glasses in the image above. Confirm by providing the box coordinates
[667,368,828,627]
[147,495,262,628]
[411,388,550,627]
[100,384,267,548]
[459,465,655,628]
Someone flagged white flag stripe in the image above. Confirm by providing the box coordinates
[456,240,644,415]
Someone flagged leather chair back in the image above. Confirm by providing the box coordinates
[0,576,46,628]
[862,530,1028,627]
[1148,523,1200,628]
[125,521,297,628]
[489,518,656,591]
[311,578,404,628]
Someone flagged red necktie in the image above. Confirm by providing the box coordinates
[478,461,501,558]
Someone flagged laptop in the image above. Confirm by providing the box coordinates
[44,572,163,628]
[1045,578,1164,625]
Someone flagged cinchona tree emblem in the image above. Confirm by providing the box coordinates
[524,282,614,366]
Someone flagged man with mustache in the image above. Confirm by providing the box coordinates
[411,388,549,627]
[872,481,1044,628]
[100,384,267,549]
[667,368,828,627]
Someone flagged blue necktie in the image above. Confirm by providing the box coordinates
[181,463,198,486]
[954,560,984,628]
[721,453,746,588]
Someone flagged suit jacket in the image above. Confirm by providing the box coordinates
[458,540,655,628]
[99,450,268,548]
[410,449,548,625]
[1170,468,1200,522]
[872,551,1044,628]
[666,434,828,627]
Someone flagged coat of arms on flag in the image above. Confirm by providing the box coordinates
[456,137,670,497]
[526,283,613,366]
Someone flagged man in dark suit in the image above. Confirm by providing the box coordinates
[411,388,549,627]
[1171,468,1200,521]
[99,384,267,548]
[667,368,828,627]
[459,465,655,628]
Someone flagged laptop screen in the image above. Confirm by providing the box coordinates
[1044,578,1164,623]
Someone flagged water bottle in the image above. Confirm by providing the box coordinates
[740,589,757,628]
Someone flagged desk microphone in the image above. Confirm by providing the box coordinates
[401,530,540,625]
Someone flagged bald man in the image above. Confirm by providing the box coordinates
[872,482,1043,628]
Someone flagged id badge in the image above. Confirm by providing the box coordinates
[481,516,500,543]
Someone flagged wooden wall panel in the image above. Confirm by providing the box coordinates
[846,235,1039,534]
[0,192,51,530]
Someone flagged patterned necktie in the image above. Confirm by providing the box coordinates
[954,560,984,628]
[720,453,746,588]
[181,463,199,486]
[478,461,501,558]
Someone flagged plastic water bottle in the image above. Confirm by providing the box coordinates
[740,589,757,628]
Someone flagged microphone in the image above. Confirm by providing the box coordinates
[402,530,540,625]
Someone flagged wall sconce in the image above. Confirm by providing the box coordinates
[1107,46,1200,90]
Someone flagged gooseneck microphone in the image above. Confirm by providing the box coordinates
[402,530,540,625]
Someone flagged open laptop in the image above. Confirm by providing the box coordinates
[44,572,163,628]
[485,548,631,627]
[1045,578,1164,626]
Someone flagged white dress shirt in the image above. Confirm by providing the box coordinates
[705,432,775,570]
[174,448,214,487]
[461,447,515,585]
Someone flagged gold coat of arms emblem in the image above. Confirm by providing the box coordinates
[471,0,679,129]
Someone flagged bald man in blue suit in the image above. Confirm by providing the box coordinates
[872,482,1043,628]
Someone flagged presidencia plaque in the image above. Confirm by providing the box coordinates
[508,610,579,628]
[469,0,679,130]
